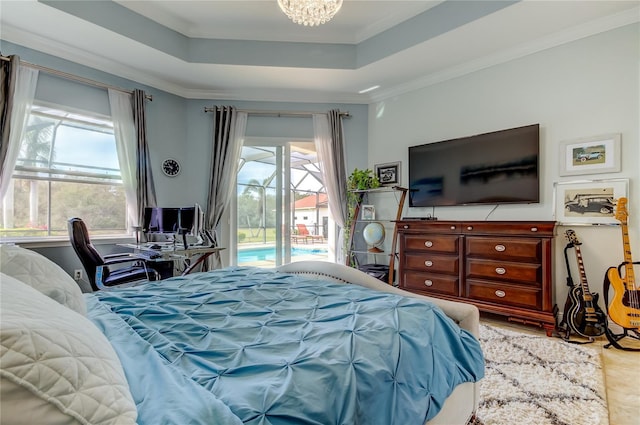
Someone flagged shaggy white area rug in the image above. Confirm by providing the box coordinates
[473,324,608,425]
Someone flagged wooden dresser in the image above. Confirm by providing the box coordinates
[397,220,556,335]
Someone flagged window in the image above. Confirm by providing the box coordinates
[0,103,127,239]
[235,141,329,266]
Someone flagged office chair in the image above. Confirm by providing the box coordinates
[67,217,160,291]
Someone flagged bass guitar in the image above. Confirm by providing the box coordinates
[563,230,607,337]
[607,197,640,330]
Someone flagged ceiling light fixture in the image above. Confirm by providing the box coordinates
[359,85,380,94]
[277,0,343,26]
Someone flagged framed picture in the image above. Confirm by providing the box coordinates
[361,205,375,220]
[559,133,621,176]
[553,179,628,225]
[374,161,401,186]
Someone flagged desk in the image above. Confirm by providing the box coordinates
[119,244,224,276]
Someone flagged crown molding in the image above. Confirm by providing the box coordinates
[3,23,369,104]
[369,6,640,104]
[179,87,368,104]
[3,6,637,105]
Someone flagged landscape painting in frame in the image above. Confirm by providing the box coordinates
[559,133,621,176]
[554,179,628,225]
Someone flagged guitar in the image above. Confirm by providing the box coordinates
[563,230,607,337]
[607,197,640,330]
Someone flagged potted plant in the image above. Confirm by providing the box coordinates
[345,168,380,265]
[347,168,381,191]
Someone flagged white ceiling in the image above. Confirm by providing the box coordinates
[1,0,638,103]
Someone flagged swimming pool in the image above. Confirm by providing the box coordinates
[238,246,327,264]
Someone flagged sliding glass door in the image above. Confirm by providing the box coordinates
[235,139,329,267]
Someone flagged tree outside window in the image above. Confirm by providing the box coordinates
[0,103,127,239]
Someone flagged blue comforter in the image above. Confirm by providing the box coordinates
[87,267,484,425]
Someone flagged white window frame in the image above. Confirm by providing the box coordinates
[1,101,131,244]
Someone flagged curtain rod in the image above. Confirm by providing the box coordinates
[203,107,350,118]
[1,55,152,101]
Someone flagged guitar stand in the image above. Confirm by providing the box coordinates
[604,327,640,351]
[554,241,601,345]
[554,302,599,345]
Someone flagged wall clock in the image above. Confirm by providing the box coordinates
[161,158,181,177]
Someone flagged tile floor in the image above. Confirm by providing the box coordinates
[482,316,640,425]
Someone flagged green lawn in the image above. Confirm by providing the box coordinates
[238,227,277,244]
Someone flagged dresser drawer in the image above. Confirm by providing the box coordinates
[466,237,541,262]
[462,221,555,236]
[466,280,541,309]
[404,252,459,274]
[398,221,462,234]
[402,272,458,296]
[466,258,541,285]
[403,234,459,254]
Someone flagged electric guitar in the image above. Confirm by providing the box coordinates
[563,230,607,337]
[607,198,640,330]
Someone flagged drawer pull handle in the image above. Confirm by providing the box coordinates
[467,226,473,231]
[531,227,538,232]
[495,290,506,298]
[494,244,506,252]
[424,241,433,247]
[450,225,456,230]
[424,260,433,267]
[403,225,409,229]
[495,267,506,275]
[424,280,433,287]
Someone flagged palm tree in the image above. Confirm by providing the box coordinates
[20,116,56,227]
[241,177,271,239]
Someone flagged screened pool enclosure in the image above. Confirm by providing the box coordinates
[235,141,330,266]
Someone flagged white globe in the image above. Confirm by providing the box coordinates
[363,222,385,248]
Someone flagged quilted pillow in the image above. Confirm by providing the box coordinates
[0,273,138,425]
[0,244,86,315]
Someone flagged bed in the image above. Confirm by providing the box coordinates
[0,244,484,425]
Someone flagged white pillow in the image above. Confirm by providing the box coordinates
[0,273,137,425]
[0,244,86,315]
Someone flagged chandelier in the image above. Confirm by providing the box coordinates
[277,0,343,26]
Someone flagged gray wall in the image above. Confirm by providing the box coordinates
[0,40,368,277]
[367,24,639,310]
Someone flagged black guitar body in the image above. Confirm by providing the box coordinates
[564,286,607,338]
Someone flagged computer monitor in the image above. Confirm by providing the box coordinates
[143,207,181,234]
[177,207,195,233]
[191,203,205,240]
[143,205,206,248]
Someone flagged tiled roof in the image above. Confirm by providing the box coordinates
[294,193,328,209]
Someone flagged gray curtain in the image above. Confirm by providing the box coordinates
[0,56,38,200]
[326,109,348,227]
[205,106,247,269]
[0,56,18,175]
[132,89,157,228]
[313,109,348,263]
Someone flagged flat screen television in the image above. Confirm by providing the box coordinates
[408,124,540,207]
